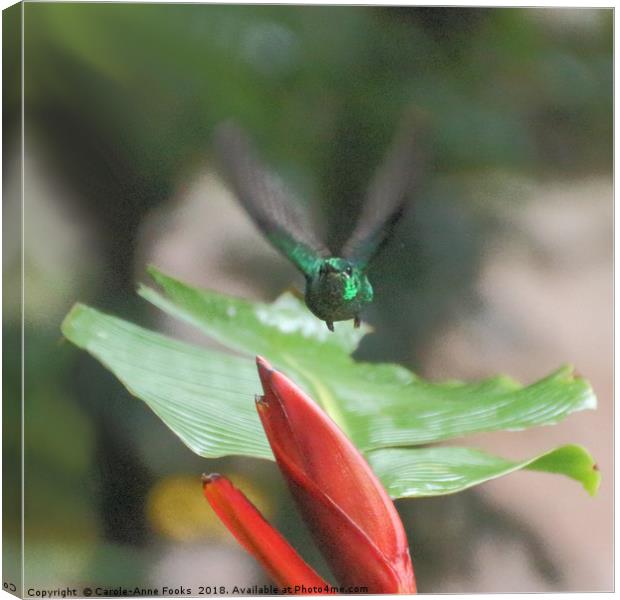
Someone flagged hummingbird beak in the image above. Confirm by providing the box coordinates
[323,261,339,274]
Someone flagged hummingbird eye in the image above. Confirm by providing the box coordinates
[344,266,353,276]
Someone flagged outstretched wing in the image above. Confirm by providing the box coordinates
[214,123,329,277]
[341,121,419,269]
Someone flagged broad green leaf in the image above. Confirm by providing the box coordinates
[61,304,600,498]
[138,267,596,451]
[62,303,271,460]
[368,444,600,498]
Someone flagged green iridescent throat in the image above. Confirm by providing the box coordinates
[343,276,358,300]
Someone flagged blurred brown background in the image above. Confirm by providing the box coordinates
[4,4,612,593]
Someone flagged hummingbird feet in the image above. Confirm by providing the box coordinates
[325,318,360,331]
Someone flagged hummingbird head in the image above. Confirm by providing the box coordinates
[317,257,371,303]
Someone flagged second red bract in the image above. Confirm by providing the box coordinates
[256,356,415,594]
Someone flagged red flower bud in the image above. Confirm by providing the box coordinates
[255,356,416,594]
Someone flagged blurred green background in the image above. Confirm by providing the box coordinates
[4,4,612,593]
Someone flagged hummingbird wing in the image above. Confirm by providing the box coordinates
[341,122,418,269]
[214,123,329,277]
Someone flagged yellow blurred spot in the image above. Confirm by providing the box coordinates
[147,474,273,543]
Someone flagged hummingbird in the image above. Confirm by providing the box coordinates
[214,120,418,332]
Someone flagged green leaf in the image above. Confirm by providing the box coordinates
[139,267,596,450]
[368,444,601,498]
[60,267,600,498]
[62,303,271,460]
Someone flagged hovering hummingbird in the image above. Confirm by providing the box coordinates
[215,120,418,332]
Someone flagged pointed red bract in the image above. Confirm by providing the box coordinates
[202,473,330,592]
[256,356,416,594]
